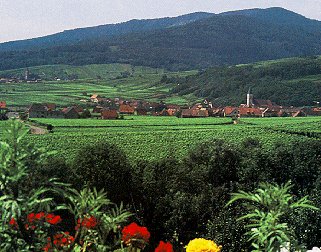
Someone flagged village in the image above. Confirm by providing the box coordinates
[1,89,321,121]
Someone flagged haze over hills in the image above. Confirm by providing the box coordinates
[1,7,321,71]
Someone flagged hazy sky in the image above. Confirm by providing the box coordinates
[1,0,321,43]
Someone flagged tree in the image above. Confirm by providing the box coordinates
[72,142,132,204]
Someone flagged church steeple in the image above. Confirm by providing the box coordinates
[24,68,30,81]
[247,87,254,108]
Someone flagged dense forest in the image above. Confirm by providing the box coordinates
[1,8,321,71]
[168,57,321,107]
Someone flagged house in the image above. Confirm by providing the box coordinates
[238,107,262,117]
[119,104,135,114]
[167,104,181,110]
[209,108,224,117]
[262,108,280,117]
[181,109,209,118]
[223,107,238,117]
[101,109,118,120]
[136,108,148,116]
[159,108,177,116]
[0,101,8,120]
[277,108,306,117]
[29,104,50,118]
[90,94,102,103]
[93,106,104,113]
[0,101,6,109]
[72,105,84,113]
[302,107,321,116]
[62,107,79,119]
[46,103,56,111]
[29,103,63,118]
[292,110,306,117]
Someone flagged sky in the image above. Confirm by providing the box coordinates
[1,0,321,43]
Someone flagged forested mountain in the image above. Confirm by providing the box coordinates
[1,8,321,71]
[0,12,214,52]
[169,56,321,107]
[220,7,321,33]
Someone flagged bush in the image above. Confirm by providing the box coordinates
[72,142,132,204]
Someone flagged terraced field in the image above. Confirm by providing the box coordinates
[1,116,316,163]
[0,64,197,106]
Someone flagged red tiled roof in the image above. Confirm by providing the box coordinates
[181,109,209,117]
[238,107,262,116]
[101,109,118,119]
[224,106,238,115]
[119,104,135,114]
[91,94,100,99]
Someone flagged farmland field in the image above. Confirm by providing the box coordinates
[1,116,319,163]
[0,63,198,106]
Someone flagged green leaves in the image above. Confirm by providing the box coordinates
[0,120,66,249]
[227,181,319,251]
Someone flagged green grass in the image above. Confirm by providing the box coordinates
[0,64,198,106]
[2,116,316,164]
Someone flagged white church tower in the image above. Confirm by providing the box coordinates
[247,87,254,108]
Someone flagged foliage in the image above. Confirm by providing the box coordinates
[0,120,64,250]
[171,57,321,107]
[72,141,132,204]
[0,120,132,251]
[227,182,319,251]
[66,187,132,251]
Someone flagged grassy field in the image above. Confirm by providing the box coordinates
[0,64,198,106]
[1,116,319,164]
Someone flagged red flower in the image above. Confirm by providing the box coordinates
[35,212,45,220]
[155,241,174,252]
[27,213,36,223]
[46,214,62,225]
[9,217,17,228]
[76,215,98,230]
[44,232,74,251]
[122,222,150,246]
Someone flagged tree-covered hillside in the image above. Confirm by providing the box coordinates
[170,56,321,107]
[1,8,321,71]
[0,12,214,52]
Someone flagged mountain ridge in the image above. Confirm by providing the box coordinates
[0,12,214,52]
[1,7,321,71]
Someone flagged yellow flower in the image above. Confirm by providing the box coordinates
[185,238,222,252]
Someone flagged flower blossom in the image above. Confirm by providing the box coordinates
[43,232,74,251]
[75,215,98,230]
[155,241,174,252]
[185,238,221,252]
[122,222,150,248]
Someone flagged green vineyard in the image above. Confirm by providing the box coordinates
[1,116,319,163]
